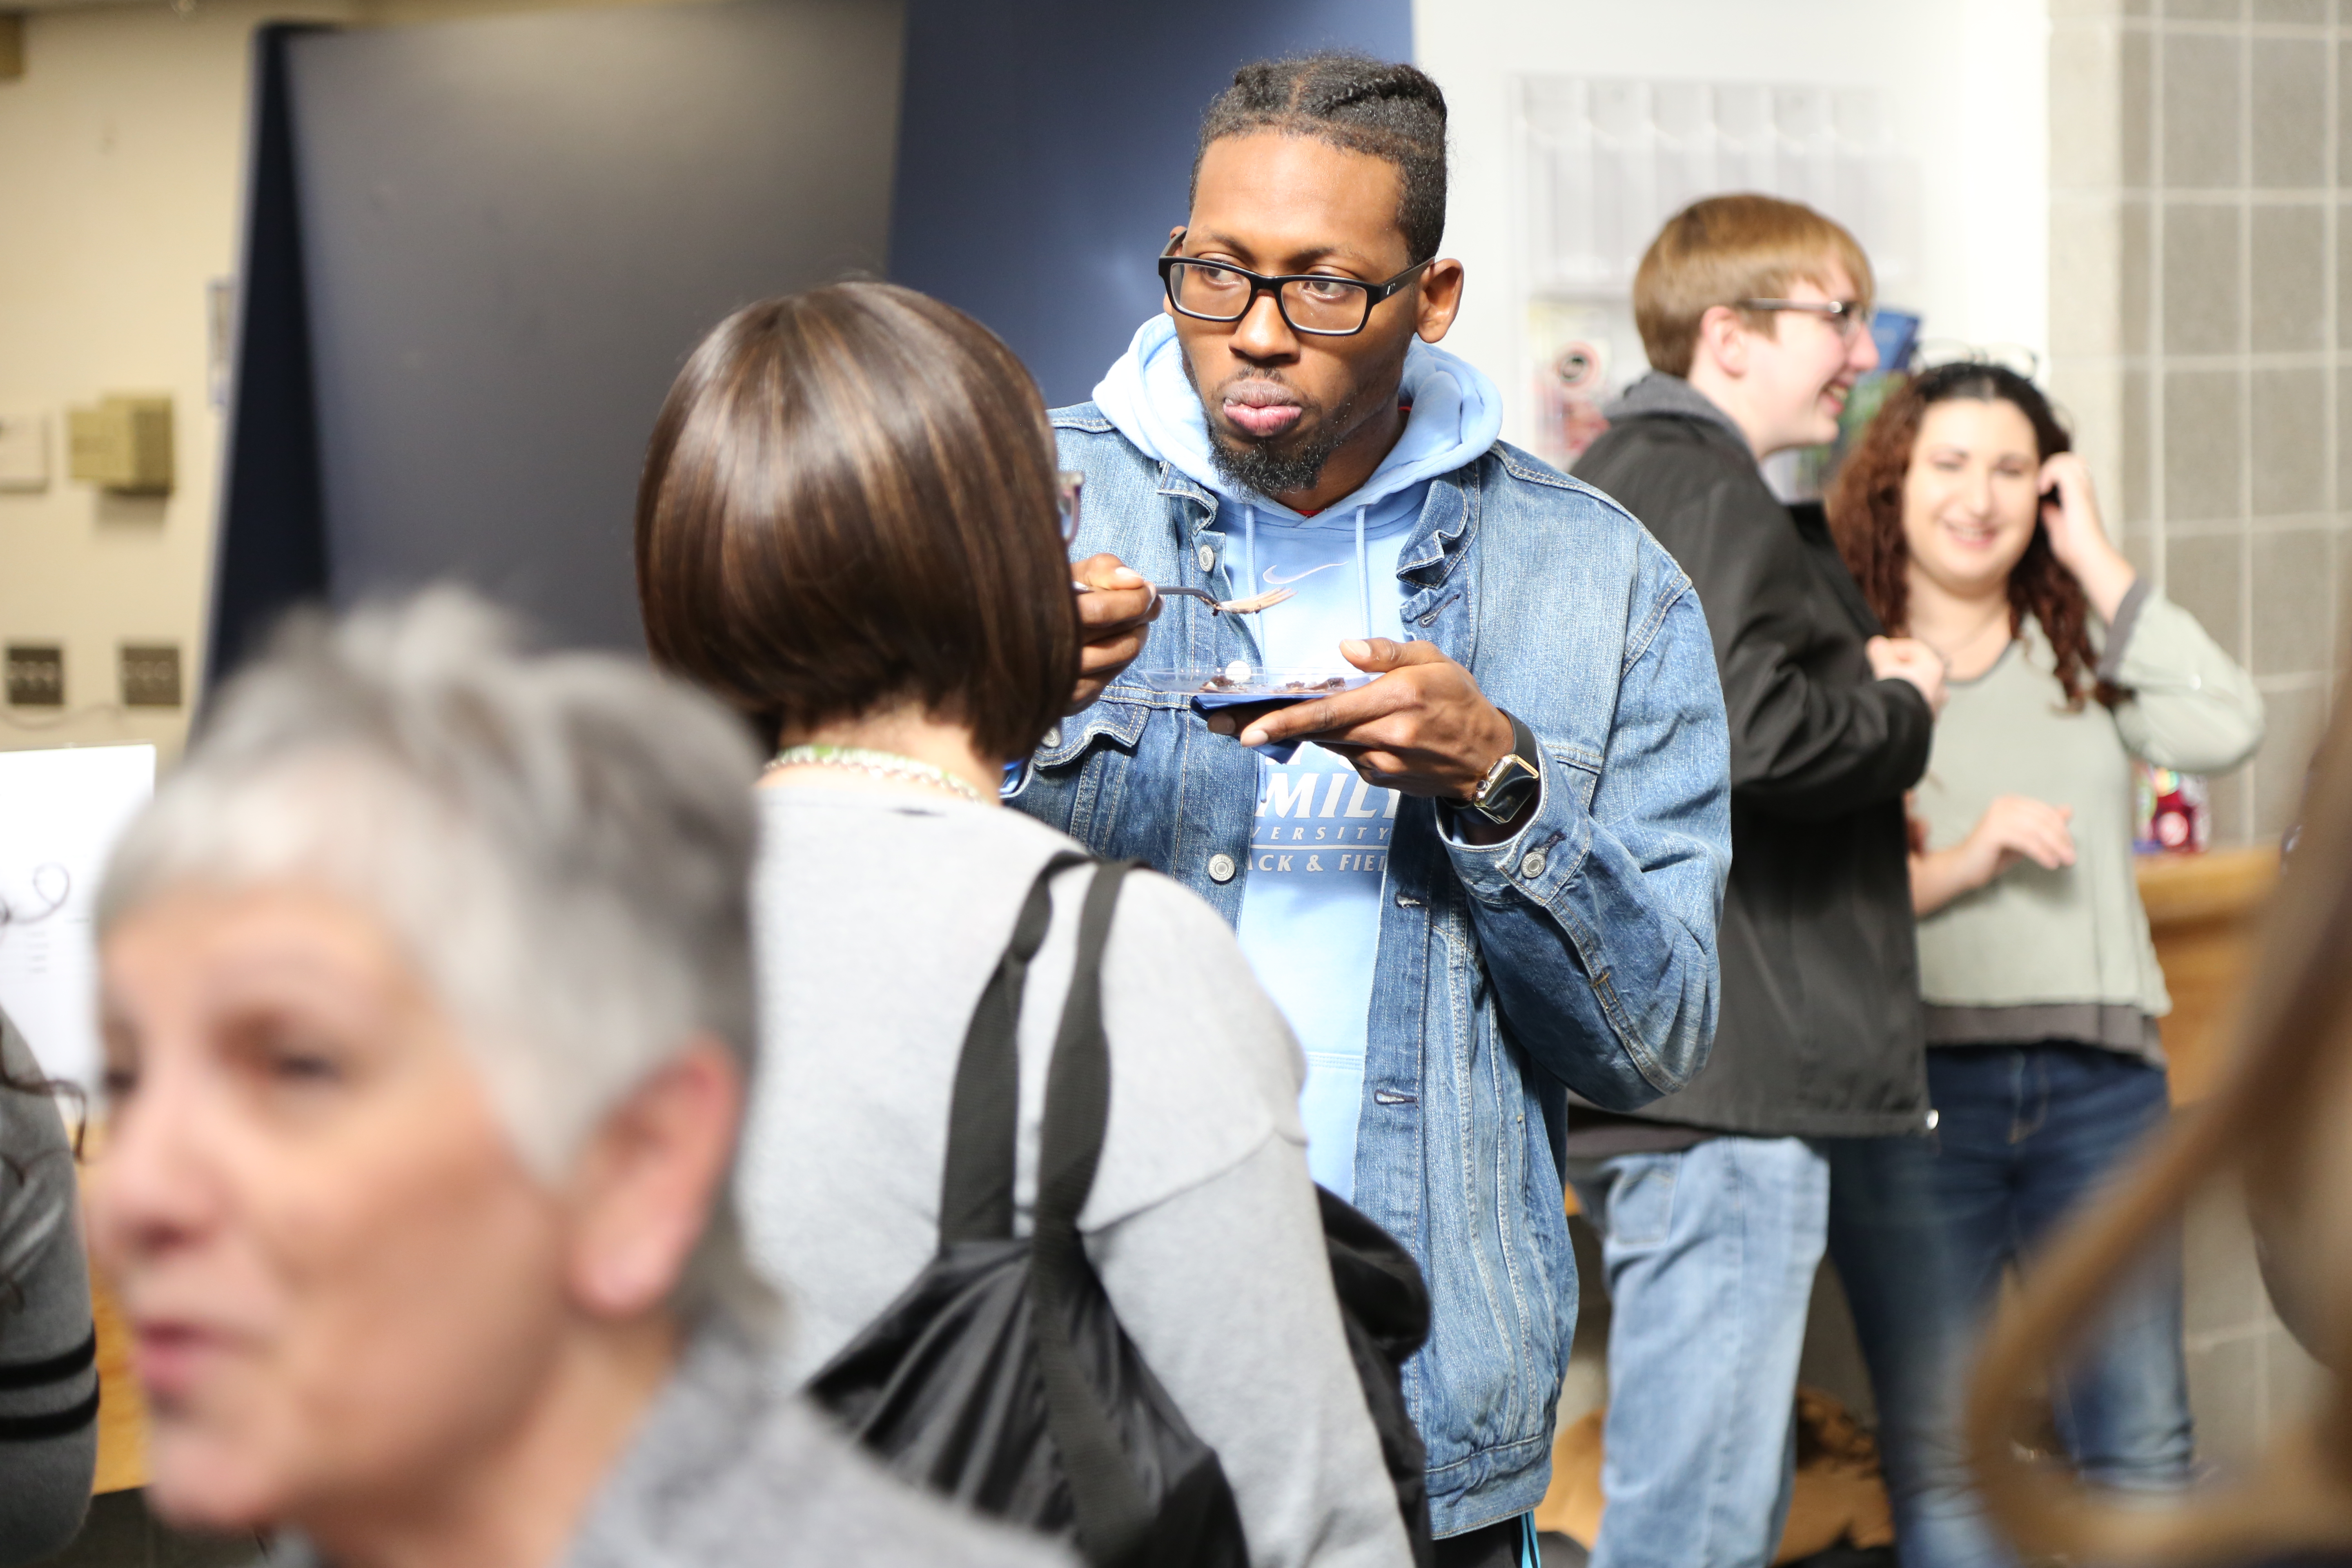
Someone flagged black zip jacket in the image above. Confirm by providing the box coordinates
[1569,376,1932,1137]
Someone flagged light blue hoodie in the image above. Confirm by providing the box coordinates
[1091,315,1503,1198]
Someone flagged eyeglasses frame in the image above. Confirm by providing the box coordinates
[1158,232,1433,338]
[1734,297,1872,340]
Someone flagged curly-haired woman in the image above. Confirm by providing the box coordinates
[1828,362,2261,1523]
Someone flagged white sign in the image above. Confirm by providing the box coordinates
[0,745,155,1092]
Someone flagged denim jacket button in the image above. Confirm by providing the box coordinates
[1207,852,1238,884]
[1040,724,1061,750]
[1196,542,1216,572]
[1518,848,1548,880]
[1924,1108,1940,1131]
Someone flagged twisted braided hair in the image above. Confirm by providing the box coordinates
[1193,54,1449,264]
[1828,363,2117,710]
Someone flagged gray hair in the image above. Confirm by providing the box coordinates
[99,587,770,1323]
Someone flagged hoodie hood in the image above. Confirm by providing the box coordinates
[1602,371,1749,448]
[1090,313,1504,527]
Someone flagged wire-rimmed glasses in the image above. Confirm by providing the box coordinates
[1159,232,1431,338]
[1735,297,1872,341]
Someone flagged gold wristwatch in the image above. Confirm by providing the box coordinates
[1466,710,1542,826]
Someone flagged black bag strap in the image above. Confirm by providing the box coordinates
[1029,860,1153,1566]
[938,850,1091,1246]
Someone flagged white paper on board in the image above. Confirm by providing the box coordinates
[0,745,156,1092]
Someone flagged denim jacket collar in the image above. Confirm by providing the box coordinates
[1155,457,1481,589]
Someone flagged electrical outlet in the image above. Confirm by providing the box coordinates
[120,644,181,708]
[6,646,63,708]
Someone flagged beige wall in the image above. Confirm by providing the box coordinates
[1415,0,2053,449]
[0,0,685,768]
[0,0,351,764]
[2046,0,2342,1476]
[2050,0,2345,849]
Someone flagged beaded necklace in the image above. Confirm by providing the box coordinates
[764,744,986,806]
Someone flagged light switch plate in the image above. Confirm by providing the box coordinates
[120,644,182,708]
[68,396,172,494]
[6,646,63,708]
[0,410,48,492]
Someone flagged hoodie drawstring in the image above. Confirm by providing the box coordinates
[1354,505,1371,643]
[1245,502,1261,637]
[1244,503,1262,663]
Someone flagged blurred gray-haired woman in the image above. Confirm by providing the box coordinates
[84,589,1066,1568]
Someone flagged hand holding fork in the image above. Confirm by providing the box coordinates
[1066,555,1292,711]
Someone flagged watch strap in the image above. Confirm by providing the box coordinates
[1468,709,1543,824]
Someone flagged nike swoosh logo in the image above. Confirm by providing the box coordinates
[1259,561,1347,586]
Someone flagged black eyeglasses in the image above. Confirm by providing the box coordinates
[1159,232,1430,338]
[1735,297,1871,341]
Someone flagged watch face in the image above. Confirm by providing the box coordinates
[1475,754,1540,822]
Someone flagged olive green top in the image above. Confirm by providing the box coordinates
[1910,584,2265,1060]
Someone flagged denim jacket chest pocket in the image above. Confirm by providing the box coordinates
[1032,691,1154,849]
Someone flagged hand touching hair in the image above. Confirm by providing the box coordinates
[1827,364,2115,710]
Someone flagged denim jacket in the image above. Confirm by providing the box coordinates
[1020,405,1732,1533]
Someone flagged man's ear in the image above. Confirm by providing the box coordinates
[1161,225,1187,320]
[1694,303,1751,380]
[563,1038,744,1319]
[1415,258,1466,343]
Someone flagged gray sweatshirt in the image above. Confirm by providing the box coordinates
[740,788,1412,1568]
[267,1320,1073,1567]
[0,1010,98,1565]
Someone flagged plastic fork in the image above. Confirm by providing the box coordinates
[1071,582,1295,616]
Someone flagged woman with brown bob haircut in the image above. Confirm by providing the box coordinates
[637,282,1077,761]
[634,283,1415,1568]
[1827,362,2261,1548]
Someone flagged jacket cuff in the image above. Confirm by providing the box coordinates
[2096,576,2151,684]
[1435,751,1588,908]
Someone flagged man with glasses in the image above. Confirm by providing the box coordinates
[1565,194,1962,1568]
[1020,54,1732,1568]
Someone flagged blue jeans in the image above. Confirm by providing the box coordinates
[1568,1137,1829,1568]
[1819,1136,2009,1568]
[1571,1135,2007,1568]
[1926,1045,2194,1494]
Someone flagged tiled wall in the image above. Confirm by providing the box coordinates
[2051,0,2344,848]
[2051,0,2343,1473]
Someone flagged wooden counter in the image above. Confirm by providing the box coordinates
[74,1127,148,1495]
[2136,844,2279,1104]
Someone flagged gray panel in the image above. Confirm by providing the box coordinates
[288,0,904,649]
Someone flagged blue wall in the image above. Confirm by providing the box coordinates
[888,0,1414,409]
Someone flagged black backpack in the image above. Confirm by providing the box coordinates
[810,853,1434,1567]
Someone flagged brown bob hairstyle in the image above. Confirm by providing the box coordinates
[635,282,1077,761]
